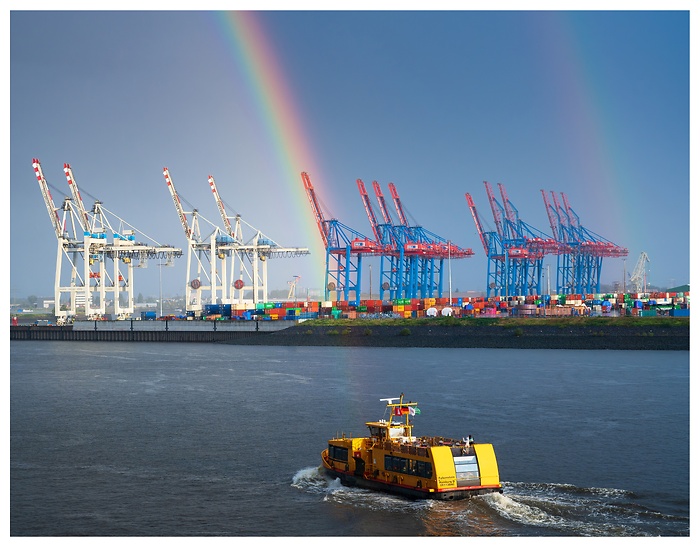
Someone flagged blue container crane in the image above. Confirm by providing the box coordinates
[541,190,627,294]
[497,182,565,296]
[302,172,385,302]
[387,182,473,300]
[357,179,407,301]
[481,181,540,297]
[465,192,506,298]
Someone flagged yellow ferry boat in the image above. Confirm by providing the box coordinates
[321,393,502,500]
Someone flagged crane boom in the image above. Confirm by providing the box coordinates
[63,163,91,232]
[32,158,64,239]
[465,193,490,256]
[301,171,329,248]
[208,175,234,238]
[388,182,409,227]
[484,181,505,239]
[540,189,560,241]
[560,192,579,229]
[549,192,569,233]
[497,183,517,226]
[372,181,394,225]
[356,179,381,242]
[163,167,192,240]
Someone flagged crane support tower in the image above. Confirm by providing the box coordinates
[33,159,182,322]
[302,171,384,302]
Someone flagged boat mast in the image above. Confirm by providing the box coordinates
[383,393,417,436]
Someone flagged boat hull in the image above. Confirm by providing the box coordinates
[321,464,502,501]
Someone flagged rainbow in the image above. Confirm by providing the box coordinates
[539,12,629,248]
[212,11,328,288]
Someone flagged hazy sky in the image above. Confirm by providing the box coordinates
[9,6,692,300]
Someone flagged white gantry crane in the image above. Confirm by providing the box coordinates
[164,167,218,314]
[629,251,650,294]
[164,167,310,313]
[34,158,182,322]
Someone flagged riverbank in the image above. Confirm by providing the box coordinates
[221,317,690,350]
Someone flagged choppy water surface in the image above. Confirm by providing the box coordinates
[10,342,689,536]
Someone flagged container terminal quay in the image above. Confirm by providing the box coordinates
[10,290,690,350]
[16,160,689,343]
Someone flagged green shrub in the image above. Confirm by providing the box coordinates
[327,329,339,336]
[363,328,372,336]
[399,327,411,336]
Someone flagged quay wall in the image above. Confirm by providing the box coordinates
[10,320,291,342]
[9,321,689,350]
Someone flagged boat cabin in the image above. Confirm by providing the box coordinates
[365,420,415,443]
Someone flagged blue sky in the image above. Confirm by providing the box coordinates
[8,6,693,300]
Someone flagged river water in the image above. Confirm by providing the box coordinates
[10,342,689,536]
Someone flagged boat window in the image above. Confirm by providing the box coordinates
[384,455,432,478]
[367,426,385,438]
[329,445,348,462]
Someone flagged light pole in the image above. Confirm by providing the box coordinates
[369,263,372,301]
[159,261,163,318]
[448,241,452,305]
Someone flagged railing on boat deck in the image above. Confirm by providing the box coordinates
[376,438,473,457]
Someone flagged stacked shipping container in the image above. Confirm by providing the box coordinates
[194,291,688,321]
